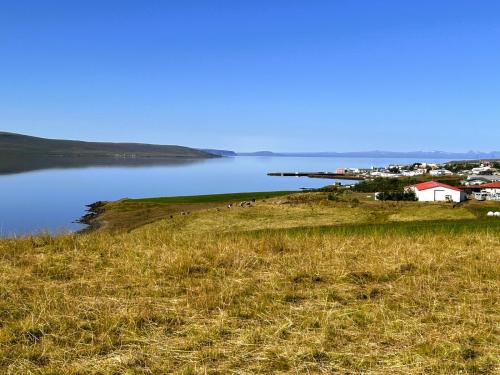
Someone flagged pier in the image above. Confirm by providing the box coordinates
[267,172,366,180]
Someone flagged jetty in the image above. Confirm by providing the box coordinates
[267,172,366,180]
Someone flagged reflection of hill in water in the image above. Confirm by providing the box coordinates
[0,155,207,175]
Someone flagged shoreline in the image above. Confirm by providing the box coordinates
[75,190,298,233]
[76,201,109,233]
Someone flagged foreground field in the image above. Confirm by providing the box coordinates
[1,192,499,374]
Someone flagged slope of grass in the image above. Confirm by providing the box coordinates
[1,192,499,374]
[90,191,296,232]
[95,191,477,233]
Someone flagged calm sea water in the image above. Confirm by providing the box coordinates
[0,156,447,236]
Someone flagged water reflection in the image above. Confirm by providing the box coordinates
[0,155,208,175]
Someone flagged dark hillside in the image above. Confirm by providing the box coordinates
[0,132,216,159]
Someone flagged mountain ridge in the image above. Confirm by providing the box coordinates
[0,132,217,159]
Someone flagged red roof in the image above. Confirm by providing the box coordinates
[476,182,500,189]
[411,181,462,192]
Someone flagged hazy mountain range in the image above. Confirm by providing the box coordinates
[213,150,500,160]
[2,132,499,161]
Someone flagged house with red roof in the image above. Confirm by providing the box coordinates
[406,181,466,203]
[468,182,500,201]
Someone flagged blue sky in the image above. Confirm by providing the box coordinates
[1,1,499,152]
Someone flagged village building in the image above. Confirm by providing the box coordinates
[471,166,493,174]
[468,182,500,201]
[418,162,438,169]
[463,175,500,186]
[406,181,465,203]
[429,169,453,176]
[401,168,427,177]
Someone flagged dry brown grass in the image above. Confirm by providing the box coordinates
[1,206,499,374]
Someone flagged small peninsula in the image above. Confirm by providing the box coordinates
[0,132,216,159]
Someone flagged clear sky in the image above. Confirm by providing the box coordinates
[1,1,499,152]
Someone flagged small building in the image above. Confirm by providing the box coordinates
[429,169,453,176]
[402,170,417,177]
[473,191,488,201]
[464,175,500,186]
[419,162,438,169]
[471,166,493,174]
[469,182,500,201]
[406,181,465,203]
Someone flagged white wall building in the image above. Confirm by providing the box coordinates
[470,182,500,201]
[406,181,465,202]
[429,169,453,176]
[464,175,500,186]
[471,166,493,174]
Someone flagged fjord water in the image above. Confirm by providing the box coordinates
[0,156,446,236]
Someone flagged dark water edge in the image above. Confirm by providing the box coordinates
[75,201,108,233]
[0,155,210,175]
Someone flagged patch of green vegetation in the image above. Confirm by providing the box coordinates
[250,218,500,237]
[128,191,295,204]
[465,201,500,218]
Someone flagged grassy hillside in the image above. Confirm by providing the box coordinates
[0,132,216,158]
[85,190,497,232]
[1,191,499,374]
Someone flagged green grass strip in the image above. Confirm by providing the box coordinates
[126,191,296,204]
[249,218,500,237]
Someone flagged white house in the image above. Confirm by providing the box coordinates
[406,181,465,202]
[471,166,493,174]
[402,171,417,177]
[418,162,438,169]
[429,169,453,176]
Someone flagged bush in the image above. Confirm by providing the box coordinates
[353,178,413,193]
[376,190,417,201]
[327,193,338,201]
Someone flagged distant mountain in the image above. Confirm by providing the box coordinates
[0,132,217,159]
[200,149,237,157]
[237,150,500,159]
[238,151,277,156]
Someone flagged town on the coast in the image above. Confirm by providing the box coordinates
[271,159,500,204]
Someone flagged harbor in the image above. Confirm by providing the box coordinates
[267,171,366,180]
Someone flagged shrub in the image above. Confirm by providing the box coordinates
[327,192,340,201]
[376,190,417,201]
[354,178,414,193]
